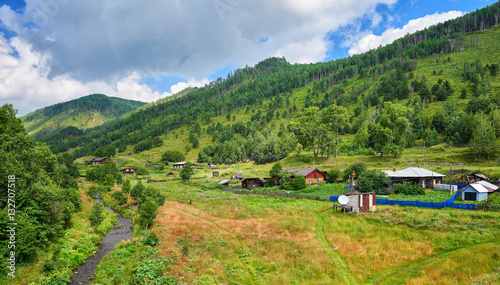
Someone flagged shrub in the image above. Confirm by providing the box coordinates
[161,150,185,162]
[342,162,367,181]
[326,169,341,183]
[142,231,160,246]
[111,191,127,205]
[356,170,390,192]
[394,181,425,195]
[292,174,306,190]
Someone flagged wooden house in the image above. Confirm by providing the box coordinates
[213,172,219,177]
[382,167,446,189]
[284,168,326,186]
[172,162,198,169]
[86,157,107,165]
[167,171,178,176]
[242,178,266,189]
[121,168,138,175]
[232,173,244,180]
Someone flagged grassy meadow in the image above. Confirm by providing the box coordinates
[90,178,500,284]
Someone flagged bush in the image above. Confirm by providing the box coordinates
[161,150,185,162]
[342,162,367,181]
[356,170,390,192]
[394,182,425,195]
[292,174,306,190]
[142,231,160,246]
[136,167,148,175]
[326,169,341,183]
[111,191,127,205]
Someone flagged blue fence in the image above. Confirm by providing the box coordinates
[330,190,477,210]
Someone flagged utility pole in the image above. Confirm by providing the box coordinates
[450,165,453,195]
[423,141,426,168]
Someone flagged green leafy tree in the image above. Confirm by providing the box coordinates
[88,202,105,229]
[161,150,185,162]
[180,162,194,181]
[470,112,498,161]
[356,170,389,192]
[291,174,306,190]
[131,180,145,200]
[323,104,349,158]
[138,196,159,229]
[326,169,341,183]
[269,162,283,184]
[290,107,327,165]
[122,178,131,198]
[342,162,367,181]
[140,186,166,206]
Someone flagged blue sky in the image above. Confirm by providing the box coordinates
[0,0,497,115]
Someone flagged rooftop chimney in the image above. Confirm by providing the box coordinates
[393,168,396,172]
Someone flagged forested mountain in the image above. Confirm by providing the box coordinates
[37,2,500,163]
[21,94,145,139]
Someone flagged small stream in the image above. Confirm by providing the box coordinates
[70,200,133,285]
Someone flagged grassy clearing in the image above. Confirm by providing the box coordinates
[92,179,500,284]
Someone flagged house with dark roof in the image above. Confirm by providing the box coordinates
[172,162,198,169]
[242,178,266,189]
[382,167,446,189]
[284,168,326,186]
[86,157,107,165]
[121,168,138,175]
[232,173,244,180]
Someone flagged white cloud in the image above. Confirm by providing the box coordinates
[0,0,398,82]
[348,10,464,55]
[0,36,169,116]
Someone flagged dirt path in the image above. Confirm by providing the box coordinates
[315,210,357,285]
[69,202,132,285]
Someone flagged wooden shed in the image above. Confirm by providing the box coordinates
[344,192,376,213]
[462,184,489,201]
[242,178,266,189]
[86,157,107,165]
[232,173,244,180]
[121,168,138,175]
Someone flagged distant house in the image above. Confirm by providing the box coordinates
[232,173,244,180]
[242,178,266,189]
[208,163,217,169]
[167,171,178,176]
[284,168,326,186]
[382,167,446,189]
[172,162,198,169]
[86,157,107,165]
[121,168,138,175]
[218,179,230,186]
[213,172,219,177]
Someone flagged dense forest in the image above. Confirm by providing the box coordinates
[0,104,81,269]
[30,2,500,164]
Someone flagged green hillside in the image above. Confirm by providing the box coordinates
[21,94,145,139]
[37,4,500,174]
